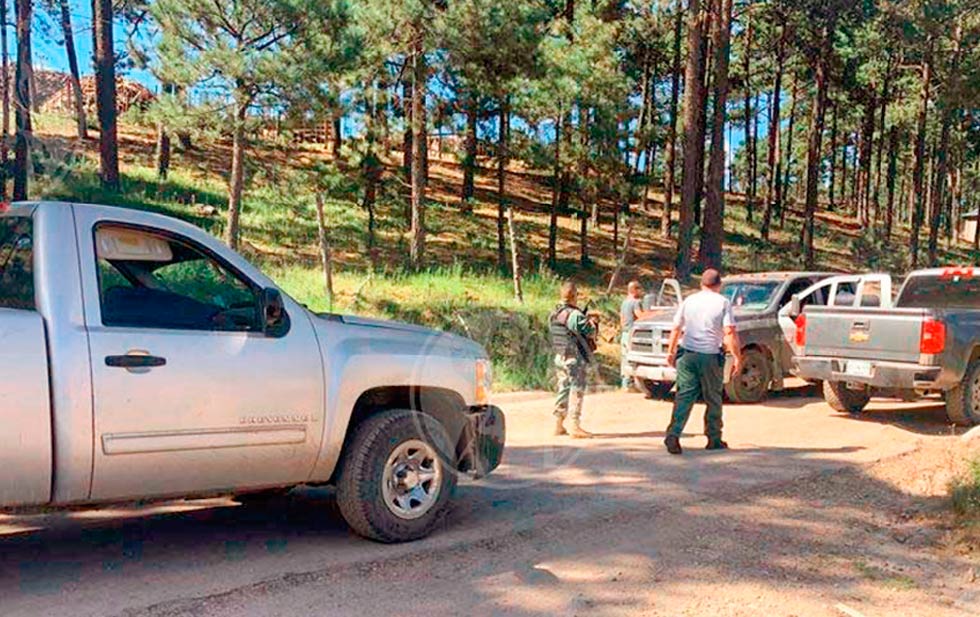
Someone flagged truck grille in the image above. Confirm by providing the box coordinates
[630,326,669,355]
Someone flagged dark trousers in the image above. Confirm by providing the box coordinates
[667,349,724,440]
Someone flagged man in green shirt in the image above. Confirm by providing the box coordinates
[549,281,596,438]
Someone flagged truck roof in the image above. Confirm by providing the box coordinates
[906,267,978,279]
[724,271,837,282]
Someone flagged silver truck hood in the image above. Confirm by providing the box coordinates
[317,313,486,357]
[634,305,766,329]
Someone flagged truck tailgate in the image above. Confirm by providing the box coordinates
[803,306,930,363]
[0,309,52,505]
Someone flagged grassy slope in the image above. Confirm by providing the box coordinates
[28,113,978,389]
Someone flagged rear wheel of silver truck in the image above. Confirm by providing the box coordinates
[336,409,457,543]
[634,377,673,400]
[823,380,871,415]
[944,359,980,426]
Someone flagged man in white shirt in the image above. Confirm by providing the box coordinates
[664,269,743,454]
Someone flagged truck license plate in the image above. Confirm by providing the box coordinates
[844,360,872,378]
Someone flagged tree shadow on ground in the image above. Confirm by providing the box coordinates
[0,432,961,617]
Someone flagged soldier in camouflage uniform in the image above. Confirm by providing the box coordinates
[549,281,596,439]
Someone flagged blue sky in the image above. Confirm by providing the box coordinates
[32,2,155,88]
[30,2,773,185]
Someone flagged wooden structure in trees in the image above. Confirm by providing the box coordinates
[41,74,154,115]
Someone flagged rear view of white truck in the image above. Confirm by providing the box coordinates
[0,201,505,542]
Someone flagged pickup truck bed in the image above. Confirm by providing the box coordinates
[794,268,980,425]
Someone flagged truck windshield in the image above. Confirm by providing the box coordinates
[720,281,780,311]
[898,275,980,310]
[0,215,34,310]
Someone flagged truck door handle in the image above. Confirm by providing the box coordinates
[851,321,869,329]
[105,354,167,369]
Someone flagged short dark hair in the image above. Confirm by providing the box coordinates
[701,269,722,288]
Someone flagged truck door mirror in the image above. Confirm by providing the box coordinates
[261,287,288,337]
[787,295,802,319]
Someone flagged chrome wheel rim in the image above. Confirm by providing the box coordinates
[381,439,443,520]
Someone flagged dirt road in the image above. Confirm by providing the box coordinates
[1,386,976,616]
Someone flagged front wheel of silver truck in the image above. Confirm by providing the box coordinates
[336,409,457,543]
[823,380,871,415]
[634,377,673,400]
[944,359,980,427]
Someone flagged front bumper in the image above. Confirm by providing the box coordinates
[625,353,677,382]
[794,357,942,390]
[459,405,505,478]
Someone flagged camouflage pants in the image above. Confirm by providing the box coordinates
[554,354,587,422]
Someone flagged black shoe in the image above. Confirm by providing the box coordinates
[705,438,728,450]
[664,434,682,455]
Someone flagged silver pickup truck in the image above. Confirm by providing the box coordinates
[626,272,836,403]
[625,272,894,403]
[0,201,505,542]
[794,268,980,426]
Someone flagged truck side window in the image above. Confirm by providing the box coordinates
[858,280,882,307]
[0,216,34,311]
[834,282,857,306]
[95,226,261,332]
[780,279,812,308]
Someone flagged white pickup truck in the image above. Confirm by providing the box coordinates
[0,201,504,542]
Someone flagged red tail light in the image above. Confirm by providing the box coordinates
[794,314,806,347]
[920,318,945,354]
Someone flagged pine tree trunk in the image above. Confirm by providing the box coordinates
[402,79,412,181]
[58,0,86,139]
[662,0,684,239]
[315,193,334,309]
[409,34,427,269]
[674,0,708,279]
[872,68,890,221]
[361,81,380,251]
[857,96,876,227]
[548,111,561,268]
[885,125,898,241]
[760,26,784,240]
[12,0,31,201]
[779,75,799,227]
[910,46,932,270]
[461,90,477,204]
[801,45,830,268]
[225,100,247,250]
[1,0,8,140]
[742,12,755,222]
[506,206,523,303]
[929,112,951,266]
[827,101,838,211]
[155,82,173,180]
[496,97,509,270]
[1,0,10,200]
[154,119,171,180]
[840,134,849,213]
[331,111,342,159]
[699,0,732,270]
[92,0,119,190]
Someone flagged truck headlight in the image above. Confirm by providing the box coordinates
[475,359,493,405]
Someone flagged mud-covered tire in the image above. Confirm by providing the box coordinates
[336,409,457,543]
[634,377,673,400]
[725,348,771,404]
[944,359,980,426]
[823,380,871,414]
